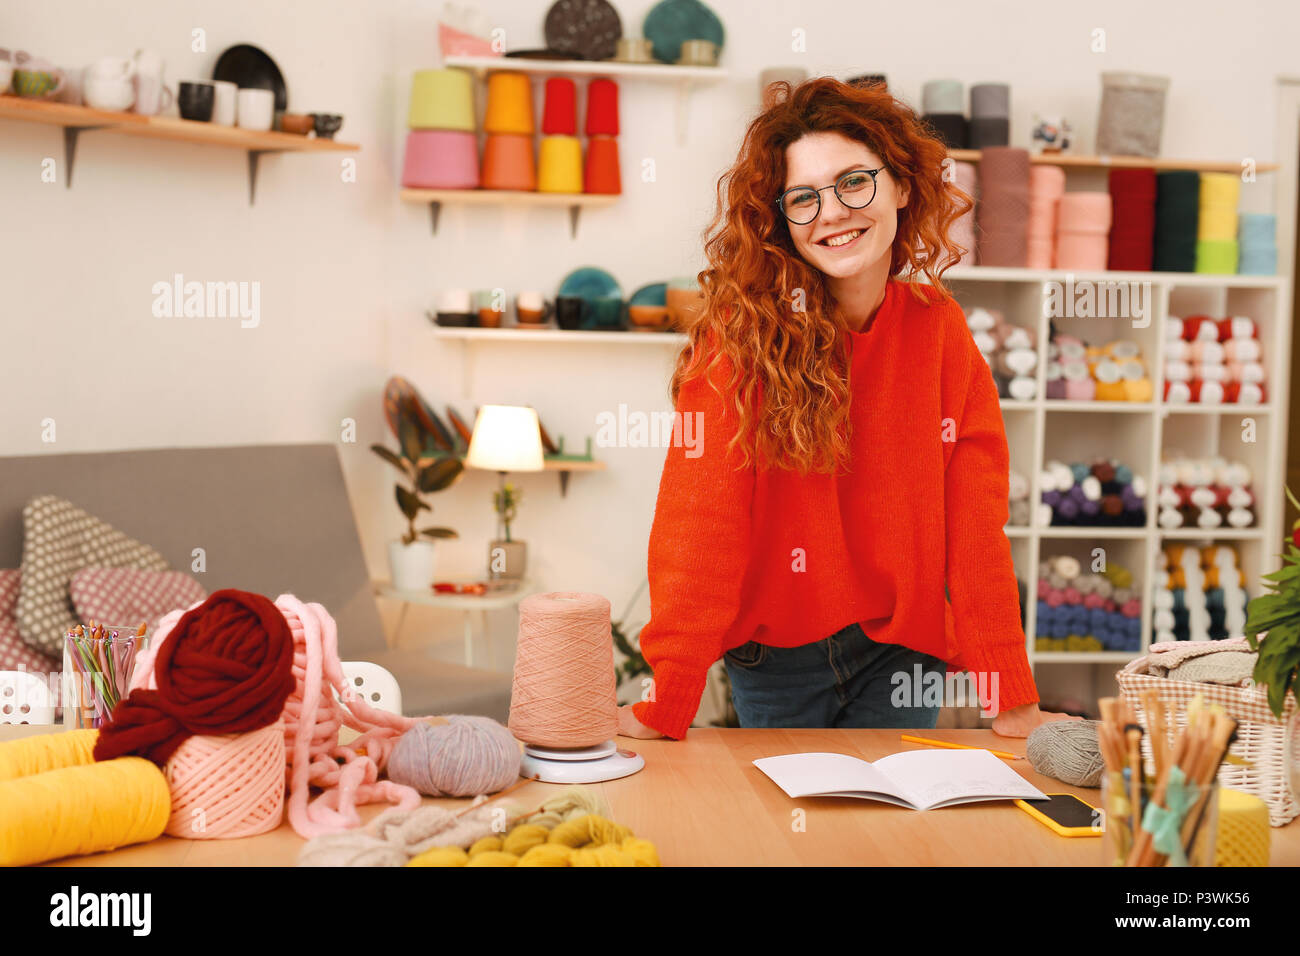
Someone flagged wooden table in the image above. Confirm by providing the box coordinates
[5,725,1296,866]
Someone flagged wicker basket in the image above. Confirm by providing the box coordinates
[1117,656,1298,826]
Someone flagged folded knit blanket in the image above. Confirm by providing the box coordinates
[1147,636,1256,685]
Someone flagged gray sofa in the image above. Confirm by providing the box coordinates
[0,444,513,721]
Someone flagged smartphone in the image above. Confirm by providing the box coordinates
[1014,793,1102,837]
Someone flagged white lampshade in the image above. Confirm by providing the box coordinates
[466,405,545,472]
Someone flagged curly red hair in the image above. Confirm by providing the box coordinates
[672,76,973,476]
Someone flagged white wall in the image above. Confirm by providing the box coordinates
[1,0,1293,669]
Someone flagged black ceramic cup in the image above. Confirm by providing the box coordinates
[177,81,215,122]
[555,296,586,330]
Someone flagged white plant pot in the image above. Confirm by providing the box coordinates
[388,539,437,592]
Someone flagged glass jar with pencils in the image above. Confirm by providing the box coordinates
[1098,692,1228,866]
[62,623,147,729]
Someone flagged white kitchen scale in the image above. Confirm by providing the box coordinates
[519,739,646,784]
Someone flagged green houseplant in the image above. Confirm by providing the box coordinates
[1244,487,1300,717]
[488,480,526,580]
[372,411,465,591]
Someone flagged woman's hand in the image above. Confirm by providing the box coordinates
[991,702,1081,738]
[617,703,665,740]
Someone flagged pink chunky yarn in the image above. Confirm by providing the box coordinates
[276,595,426,838]
[163,721,286,839]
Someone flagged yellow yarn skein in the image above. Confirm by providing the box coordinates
[0,729,98,782]
[0,756,170,866]
[501,823,549,855]
[465,850,519,867]
[408,846,470,867]
[468,835,503,857]
[548,814,632,848]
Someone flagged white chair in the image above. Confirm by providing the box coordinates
[0,670,56,725]
[336,661,402,716]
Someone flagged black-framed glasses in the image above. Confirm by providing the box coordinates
[776,167,883,225]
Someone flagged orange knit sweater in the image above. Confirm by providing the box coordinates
[632,277,1040,739]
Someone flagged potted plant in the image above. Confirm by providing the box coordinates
[488,481,526,579]
[1244,486,1300,801]
[372,412,464,591]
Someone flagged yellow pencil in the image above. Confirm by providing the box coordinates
[899,734,1025,761]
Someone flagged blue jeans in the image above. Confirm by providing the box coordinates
[723,622,948,729]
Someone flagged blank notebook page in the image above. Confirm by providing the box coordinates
[751,752,907,800]
[873,749,1045,809]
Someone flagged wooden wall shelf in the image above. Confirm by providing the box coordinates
[400,187,618,237]
[0,95,359,203]
[945,148,1277,174]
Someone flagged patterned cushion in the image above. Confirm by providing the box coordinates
[0,570,60,673]
[16,496,169,656]
[69,568,207,636]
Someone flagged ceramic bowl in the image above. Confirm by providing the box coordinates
[279,112,314,135]
[428,310,476,328]
[311,113,344,139]
[628,304,669,328]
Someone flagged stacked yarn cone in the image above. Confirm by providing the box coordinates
[582,78,621,194]
[1153,171,1199,272]
[1036,555,1141,653]
[1153,544,1248,642]
[921,78,966,149]
[1055,192,1112,270]
[976,147,1030,267]
[483,71,537,190]
[1238,213,1277,275]
[1156,455,1256,531]
[1037,458,1146,527]
[1026,165,1064,269]
[965,306,1036,399]
[1045,330,1151,402]
[536,76,578,193]
[949,160,978,265]
[968,82,1010,148]
[1196,173,1240,274]
[403,68,479,189]
[1162,314,1265,405]
[1107,169,1157,271]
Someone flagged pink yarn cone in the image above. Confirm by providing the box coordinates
[163,721,286,839]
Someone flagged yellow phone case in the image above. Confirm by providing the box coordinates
[1014,795,1102,837]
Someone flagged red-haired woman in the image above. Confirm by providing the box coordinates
[618,78,1077,740]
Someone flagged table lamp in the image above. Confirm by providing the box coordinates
[466,405,544,580]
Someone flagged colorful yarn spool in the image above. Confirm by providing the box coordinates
[0,732,169,866]
[509,593,619,749]
[386,715,521,797]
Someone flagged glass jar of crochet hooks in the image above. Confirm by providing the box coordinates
[62,624,148,729]
[1101,773,1220,866]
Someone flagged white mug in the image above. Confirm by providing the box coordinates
[131,48,170,115]
[517,291,544,311]
[211,80,236,125]
[236,87,274,131]
[84,74,136,111]
[440,289,472,313]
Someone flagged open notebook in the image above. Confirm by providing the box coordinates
[753,749,1046,810]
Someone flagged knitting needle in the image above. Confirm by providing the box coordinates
[898,734,1025,761]
[451,773,541,819]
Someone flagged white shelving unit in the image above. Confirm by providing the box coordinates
[941,268,1292,686]
[429,269,1293,692]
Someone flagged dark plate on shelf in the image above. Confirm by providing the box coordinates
[504,48,586,60]
[544,0,622,62]
[213,43,288,112]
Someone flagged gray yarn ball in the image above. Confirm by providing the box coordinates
[1026,719,1105,788]
[387,715,521,797]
